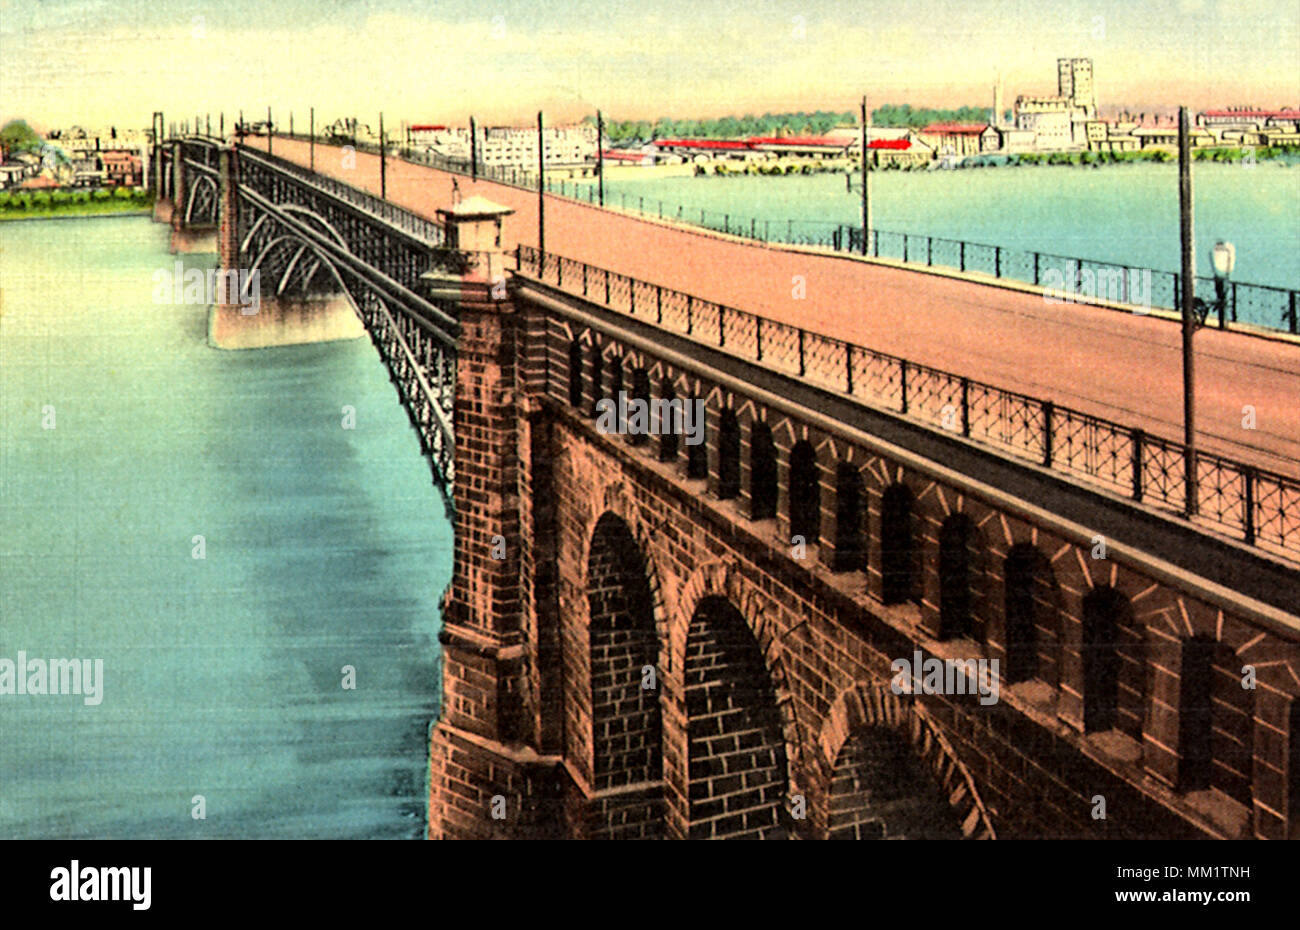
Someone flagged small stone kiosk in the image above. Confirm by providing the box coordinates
[421,195,516,300]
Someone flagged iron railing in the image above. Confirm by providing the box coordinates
[238,144,445,245]
[516,243,1300,562]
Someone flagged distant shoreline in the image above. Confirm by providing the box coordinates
[0,206,153,222]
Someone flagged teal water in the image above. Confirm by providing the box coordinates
[0,217,451,838]
[600,163,1300,296]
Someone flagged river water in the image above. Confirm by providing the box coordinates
[0,216,451,839]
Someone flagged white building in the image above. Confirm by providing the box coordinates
[417,124,598,168]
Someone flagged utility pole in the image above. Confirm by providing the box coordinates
[538,111,546,263]
[1178,105,1197,517]
[597,109,605,207]
[267,106,272,155]
[380,112,386,200]
[470,115,478,181]
[860,95,871,255]
[310,107,314,172]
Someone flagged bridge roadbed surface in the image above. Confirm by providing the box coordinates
[267,138,1300,475]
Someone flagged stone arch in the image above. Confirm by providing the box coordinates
[938,512,984,641]
[683,595,788,838]
[629,367,651,447]
[588,339,605,417]
[658,375,680,462]
[880,482,920,605]
[669,561,805,832]
[1081,584,1143,738]
[1178,633,1254,807]
[749,419,778,521]
[1002,543,1061,688]
[686,394,708,480]
[833,460,866,573]
[717,408,741,500]
[788,439,820,546]
[819,683,996,839]
[568,337,584,408]
[584,511,665,838]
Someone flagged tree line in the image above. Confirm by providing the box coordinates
[586,105,998,144]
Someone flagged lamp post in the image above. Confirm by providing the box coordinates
[1207,240,1236,326]
[1177,105,1197,517]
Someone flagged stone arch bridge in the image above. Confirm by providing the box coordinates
[156,133,1300,840]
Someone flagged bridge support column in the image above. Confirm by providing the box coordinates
[152,142,173,225]
[425,198,569,839]
[169,140,216,254]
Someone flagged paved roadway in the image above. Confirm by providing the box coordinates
[265,137,1300,474]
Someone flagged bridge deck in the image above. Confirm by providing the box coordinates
[265,137,1300,474]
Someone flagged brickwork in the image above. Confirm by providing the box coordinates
[426,263,1300,841]
[684,596,790,839]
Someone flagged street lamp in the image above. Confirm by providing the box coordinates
[1193,239,1236,327]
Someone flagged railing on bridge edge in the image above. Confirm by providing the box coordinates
[515,242,1300,562]
[265,132,1299,335]
[535,185,1299,335]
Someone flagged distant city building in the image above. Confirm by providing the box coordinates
[416,124,598,168]
[1197,108,1300,131]
[917,123,987,156]
[1014,57,1098,148]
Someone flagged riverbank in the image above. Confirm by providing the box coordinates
[0,188,154,221]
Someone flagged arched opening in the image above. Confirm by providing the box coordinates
[880,484,917,605]
[568,338,584,408]
[938,514,979,641]
[829,727,962,839]
[587,513,664,838]
[750,421,778,521]
[629,367,651,447]
[608,359,625,434]
[1179,636,1214,792]
[833,462,865,573]
[686,398,708,479]
[684,595,789,839]
[1002,544,1058,687]
[1179,636,1253,806]
[717,409,741,499]
[658,378,680,462]
[1081,586,1140,735]
[589,342,604,417]
[788,440,819,547]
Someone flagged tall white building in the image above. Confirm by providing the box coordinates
[1014,57,1099,149]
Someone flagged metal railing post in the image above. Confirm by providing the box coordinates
[798,329,806,377]
[899,359,908,414]
[1131,429,1145,501]
[1042,401,1054,467]
[1243,466,1256,544]
[960,378,970,436]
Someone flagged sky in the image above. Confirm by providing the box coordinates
[2,0,1297,131]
